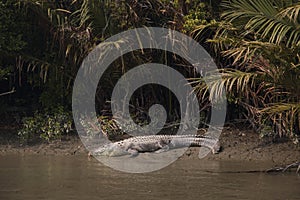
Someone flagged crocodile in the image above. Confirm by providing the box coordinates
[91,135,220,157]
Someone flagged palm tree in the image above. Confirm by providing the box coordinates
[192,0,300,139]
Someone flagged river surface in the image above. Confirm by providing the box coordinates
[0,155,299,200]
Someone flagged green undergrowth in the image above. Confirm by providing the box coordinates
[18,107,73,143]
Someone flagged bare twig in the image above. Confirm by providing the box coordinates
[0,88,15,97]
[282,162,300,172]
[267,162,300,173]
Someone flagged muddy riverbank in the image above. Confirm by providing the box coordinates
[0,127,299,165]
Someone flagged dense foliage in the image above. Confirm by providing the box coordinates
[0,0,299,142]
[192,0,300,141]
[18,107,73,142]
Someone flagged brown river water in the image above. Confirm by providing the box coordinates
[0,155,299,200]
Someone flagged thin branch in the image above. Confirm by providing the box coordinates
[0,88,16,97]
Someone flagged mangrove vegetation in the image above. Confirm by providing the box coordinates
[0,0,299,144]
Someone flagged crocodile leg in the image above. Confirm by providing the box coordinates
[127,148,139,157]
[154,144,170,153]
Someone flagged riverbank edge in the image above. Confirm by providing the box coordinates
[0,127,299,165]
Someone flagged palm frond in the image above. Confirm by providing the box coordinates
[260,103,300,137]
[279,4,300,25]
[222,0,300,47]
[190,68,258,102]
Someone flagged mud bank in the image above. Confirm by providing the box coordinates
[0,127,299,165]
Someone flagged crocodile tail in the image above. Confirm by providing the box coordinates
[211,140,221,154]
[192,137,220,154]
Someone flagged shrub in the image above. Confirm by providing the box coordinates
[18,107,73,143]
